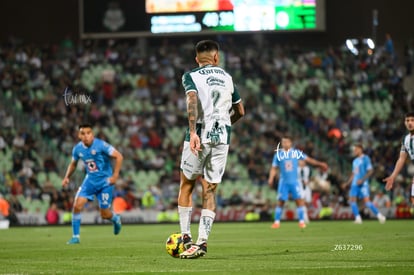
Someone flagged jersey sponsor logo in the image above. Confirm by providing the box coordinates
[206,76,225,87]
[85,160,98,172]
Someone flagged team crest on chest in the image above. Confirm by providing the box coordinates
[91,149,96,155]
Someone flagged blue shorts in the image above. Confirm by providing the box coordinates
[277,181,303,201]
[75,178,114,209]
[349,184,370,199]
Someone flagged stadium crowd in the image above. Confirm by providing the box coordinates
[0,34,413,224]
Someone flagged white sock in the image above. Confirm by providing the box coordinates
[197,209,216,244]
[304,206,309,222]
[178,206,192,235]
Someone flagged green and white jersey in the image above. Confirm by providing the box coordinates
[182,64,241,145]
[401,134,414,162]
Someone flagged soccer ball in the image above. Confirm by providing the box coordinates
[165,233,185,258]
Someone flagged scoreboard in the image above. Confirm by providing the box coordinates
[80,0,325,39]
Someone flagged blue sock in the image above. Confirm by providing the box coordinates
[72,213,81,237]
[110,212,118,223]
[365,201,379,216]
[350,202,359,217]
[297,206,305,222]
[274,207,283,222]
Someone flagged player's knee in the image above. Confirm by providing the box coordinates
[73,204,83,213]
[100,209,112,219]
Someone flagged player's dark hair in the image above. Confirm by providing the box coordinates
[78,123,93,130]
[195,40,219,54]
[354,143,364,150]
[281,134,293,141]
[405,112,414,118]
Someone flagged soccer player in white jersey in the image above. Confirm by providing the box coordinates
[384,112,414,210]
[178,40,245,259]
[298,159,311,223]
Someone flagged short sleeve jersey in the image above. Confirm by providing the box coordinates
[351,155,373,186]
[401,134,414,162]
[72,138,115,180]
[272,148,307,184]
[182,64,241,145]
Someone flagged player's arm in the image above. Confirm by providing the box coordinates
[231,101,245,124]
[268,166,279,187]
[108,149,123,184]
[304,156,328,171]
[187,90,201,155]
[383,151,408,190]
[345,172,354,187]
[62,159,77,188]
[357,168,373,185]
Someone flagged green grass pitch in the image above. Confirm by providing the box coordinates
[0,220,413,274]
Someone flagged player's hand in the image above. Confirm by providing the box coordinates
[189,132,201,156]
[62,177,70,188]
[356,179,363,185]
[108,176,118,185]
[383,176,394,191]
[320,162,329,172]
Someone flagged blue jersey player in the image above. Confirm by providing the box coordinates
[346,144,386,224]
[268,135,328,229]
[62,124,123,244]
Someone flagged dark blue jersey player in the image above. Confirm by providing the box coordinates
[62,123,123,244]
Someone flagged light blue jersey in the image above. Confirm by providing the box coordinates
[271,148,307,201]
[72,138,115,181]
[72,138,115,208]
[349,155,372,199]
[351,155,372,186]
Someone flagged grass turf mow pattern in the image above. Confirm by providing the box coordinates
[0,220,413,274]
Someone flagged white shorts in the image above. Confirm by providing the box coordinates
[180,141,229,183]
[411,182,414,197]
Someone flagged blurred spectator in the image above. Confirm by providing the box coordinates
[0,131,7,153]
[0,193,10,219]
[373,187,392,209]
[45,202,60,224]
[384,33,395,58]
[113,195,129,214]
[43,155,58,174]
[229,190,243,206]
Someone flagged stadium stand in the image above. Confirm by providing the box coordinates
[0,35,413,222]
